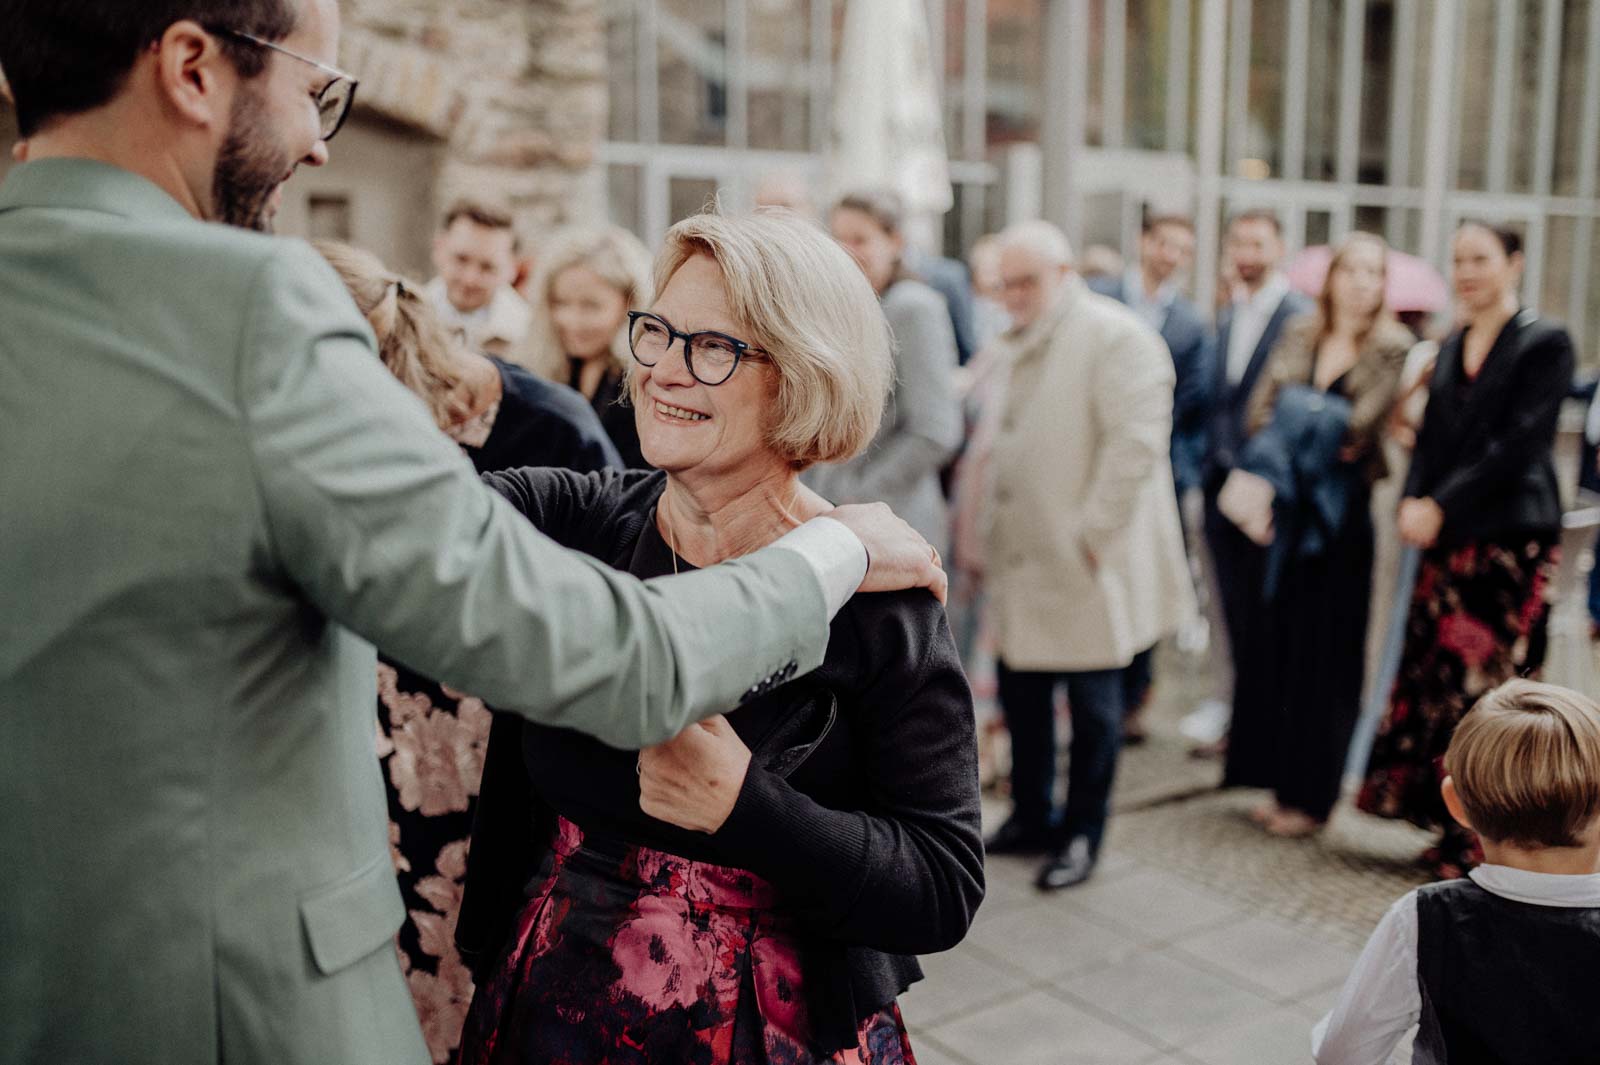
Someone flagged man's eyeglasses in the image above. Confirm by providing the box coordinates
[627,311,767,387]
[215,29,359,142]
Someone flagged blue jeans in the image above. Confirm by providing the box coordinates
[997,660,1129,854]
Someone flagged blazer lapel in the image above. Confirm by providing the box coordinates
[1450,311,1532,442]
[1234,297,1297,410]
[1214,307,1235,399]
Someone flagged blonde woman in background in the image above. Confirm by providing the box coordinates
[315,242,619,1064]
[520,225,657,468]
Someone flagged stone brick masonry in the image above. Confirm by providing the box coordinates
[340,0,607,239]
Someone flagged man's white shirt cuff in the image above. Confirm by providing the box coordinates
[772,516,868,619]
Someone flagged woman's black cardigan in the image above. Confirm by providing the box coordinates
[455,468,985,1053]
[1403,310,1575,547]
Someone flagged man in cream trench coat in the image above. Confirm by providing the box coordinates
[981,221,1194,891]
[0,3,943,1063]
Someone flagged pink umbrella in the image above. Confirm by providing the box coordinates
[1286,244,1449,313]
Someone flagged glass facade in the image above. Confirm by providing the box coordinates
[599,0,1599,360]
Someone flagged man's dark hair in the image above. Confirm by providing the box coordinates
[0,1,298,138]
[1227,207,1283,236]
[442,198,516,234]
[1142,212,1195,236]
[1460,218,1525,258]
[440,198,521,254]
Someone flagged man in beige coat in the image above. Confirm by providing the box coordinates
[982,221,1194,890]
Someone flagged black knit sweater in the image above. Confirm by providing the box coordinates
[456,467,985,1053]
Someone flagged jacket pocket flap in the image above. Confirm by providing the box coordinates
[753,689,838,779]
[299,854,405,976]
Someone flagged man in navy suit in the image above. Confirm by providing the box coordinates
[1203,209,1313,772]
[1090,213,1214,738]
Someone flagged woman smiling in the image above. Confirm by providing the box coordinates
[455,209,985,1065]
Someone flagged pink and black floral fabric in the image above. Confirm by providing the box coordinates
[1358,536,1558,876]
[458,818,917,1065]
[375,660,493,1063]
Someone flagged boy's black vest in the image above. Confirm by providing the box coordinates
[1416,878,1600,1064]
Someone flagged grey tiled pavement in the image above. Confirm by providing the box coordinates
[900,647,1429,1064]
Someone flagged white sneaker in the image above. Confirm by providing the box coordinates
[1179,698,1230,744]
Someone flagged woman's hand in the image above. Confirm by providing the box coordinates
[1397,497,1444,548]
[638,715,752,834]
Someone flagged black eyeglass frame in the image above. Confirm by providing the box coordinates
[213,28,360,142]
[626,310,768,387]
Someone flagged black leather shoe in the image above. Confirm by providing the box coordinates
[1035,837,1097,891]
[984,817,1053,856]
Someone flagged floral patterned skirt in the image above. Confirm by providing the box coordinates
[1357,535,1557,873]
[458,818,916,1065]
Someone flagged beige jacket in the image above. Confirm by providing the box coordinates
[983,277,1195,671]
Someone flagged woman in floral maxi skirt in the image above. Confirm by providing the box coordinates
[1357,222,1572,878]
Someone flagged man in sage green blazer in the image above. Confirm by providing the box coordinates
[0,3,944,1064]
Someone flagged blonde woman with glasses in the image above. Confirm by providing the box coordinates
[456,209,984,1064]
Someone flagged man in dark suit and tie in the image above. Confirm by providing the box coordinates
[1201,209,1312,770]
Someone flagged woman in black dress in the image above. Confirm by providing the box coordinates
[1233,233,1410,837]
[455,210,984,1065]
[1358,222,1575,878]
[519,226,657,469]
[318,242,619,1063]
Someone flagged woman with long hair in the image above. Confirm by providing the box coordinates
[316,242,617,1064]
[1231,232,1411,837]
[1357,222,1575,877]
[519,225,656,469]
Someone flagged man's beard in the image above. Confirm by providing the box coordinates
[213,86,292,232]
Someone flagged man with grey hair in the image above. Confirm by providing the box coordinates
[982,220,1194,889]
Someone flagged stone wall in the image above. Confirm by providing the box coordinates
[341,0,608,240]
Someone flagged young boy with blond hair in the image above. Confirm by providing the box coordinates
[1312,679,1600,1064]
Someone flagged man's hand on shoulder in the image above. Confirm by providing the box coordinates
[829,502,948,604]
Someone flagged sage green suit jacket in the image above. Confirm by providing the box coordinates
[0,160,832,1065]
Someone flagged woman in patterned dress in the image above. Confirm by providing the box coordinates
[318,242,619,1063]
[453,209,985,1065]
[1357,222,1575,878]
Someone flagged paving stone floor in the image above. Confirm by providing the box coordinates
[900,648,1430,1064]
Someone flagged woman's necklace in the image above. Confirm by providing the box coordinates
[660,485,806,576]
[665,508,680,576]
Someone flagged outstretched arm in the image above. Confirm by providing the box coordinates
[243,243,941,750]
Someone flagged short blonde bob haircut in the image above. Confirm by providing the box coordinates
[633,208,894,469]
[519,225,655,379]
[1444,679,1600,848]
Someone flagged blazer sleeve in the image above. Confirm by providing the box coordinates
[1079,321,1175,553]
[713,596,985,955]
[827,286,964,501]
[1171,312,1216,435]
[1343,334,1409,460]
[1428,325,1575,520]
[239,242,833,750]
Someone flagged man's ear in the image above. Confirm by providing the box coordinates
[152,20,233,132]
[1441,776,1476,833]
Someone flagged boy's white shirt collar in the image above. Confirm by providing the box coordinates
[1471,862,1600,906]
